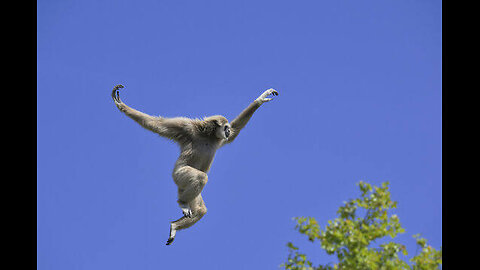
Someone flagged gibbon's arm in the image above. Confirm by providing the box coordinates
[112,85,193,141]
[222,88,278,145]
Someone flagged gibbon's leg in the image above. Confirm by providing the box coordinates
[173,166,208,218]
[166,195,207,245]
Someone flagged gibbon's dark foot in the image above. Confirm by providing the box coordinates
[166,237,174,245]
[166,224,176,245]
[182,209,192,218]
[179,203,193,218]
[111,84,124,103]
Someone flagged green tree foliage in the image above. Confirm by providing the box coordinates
[281,182,442,270]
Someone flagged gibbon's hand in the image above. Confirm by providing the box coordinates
[112,84,127,111]
[255,88,279,104]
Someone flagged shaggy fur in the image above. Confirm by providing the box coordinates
[111,84,278,245]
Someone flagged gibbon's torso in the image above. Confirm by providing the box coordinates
[175,137,222,173]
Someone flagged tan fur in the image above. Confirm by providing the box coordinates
[111,84,278,245]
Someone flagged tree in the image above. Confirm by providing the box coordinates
[281,182,442,270]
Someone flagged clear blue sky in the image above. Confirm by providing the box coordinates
[37,0,441,269]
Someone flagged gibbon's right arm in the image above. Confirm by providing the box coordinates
[112,84,193,141]
[222,88,279,145]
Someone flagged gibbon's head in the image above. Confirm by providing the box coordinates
[203,115,231,140]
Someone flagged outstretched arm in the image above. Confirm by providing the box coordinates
[112,84,193,141]
[222,88,279,145]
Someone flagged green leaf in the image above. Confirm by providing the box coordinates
[281,181,442,270]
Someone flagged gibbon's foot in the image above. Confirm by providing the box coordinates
[166,237,174,245]
[111,84,124,104]
[181,205,193,218]
[166,224,176,245]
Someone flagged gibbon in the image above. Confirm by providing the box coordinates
[111,84,279,245]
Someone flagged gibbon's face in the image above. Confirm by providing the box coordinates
[204,115,230,140]
[215,122,231,140]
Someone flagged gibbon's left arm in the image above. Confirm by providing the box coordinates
[222,88,279,145]
[112,84,193,141]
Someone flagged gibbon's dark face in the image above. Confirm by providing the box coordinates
[204,115,230,140]
[223,124,231,138]
[214,122,230,140]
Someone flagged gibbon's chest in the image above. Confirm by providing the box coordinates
[187,140,219,171]
[194,141,217,159]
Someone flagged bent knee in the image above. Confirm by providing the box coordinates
[197,206,207,217]
[198,174,208,186]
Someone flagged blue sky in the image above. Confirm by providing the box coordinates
[37,0,441,269]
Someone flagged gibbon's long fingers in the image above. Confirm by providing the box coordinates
[260,89,279,100]
[111,89,117,101]
[267,89,279,98]
[111,84,124,103]
[262,90,278,102]
[116,90,121,103]
[113,84,125,91]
